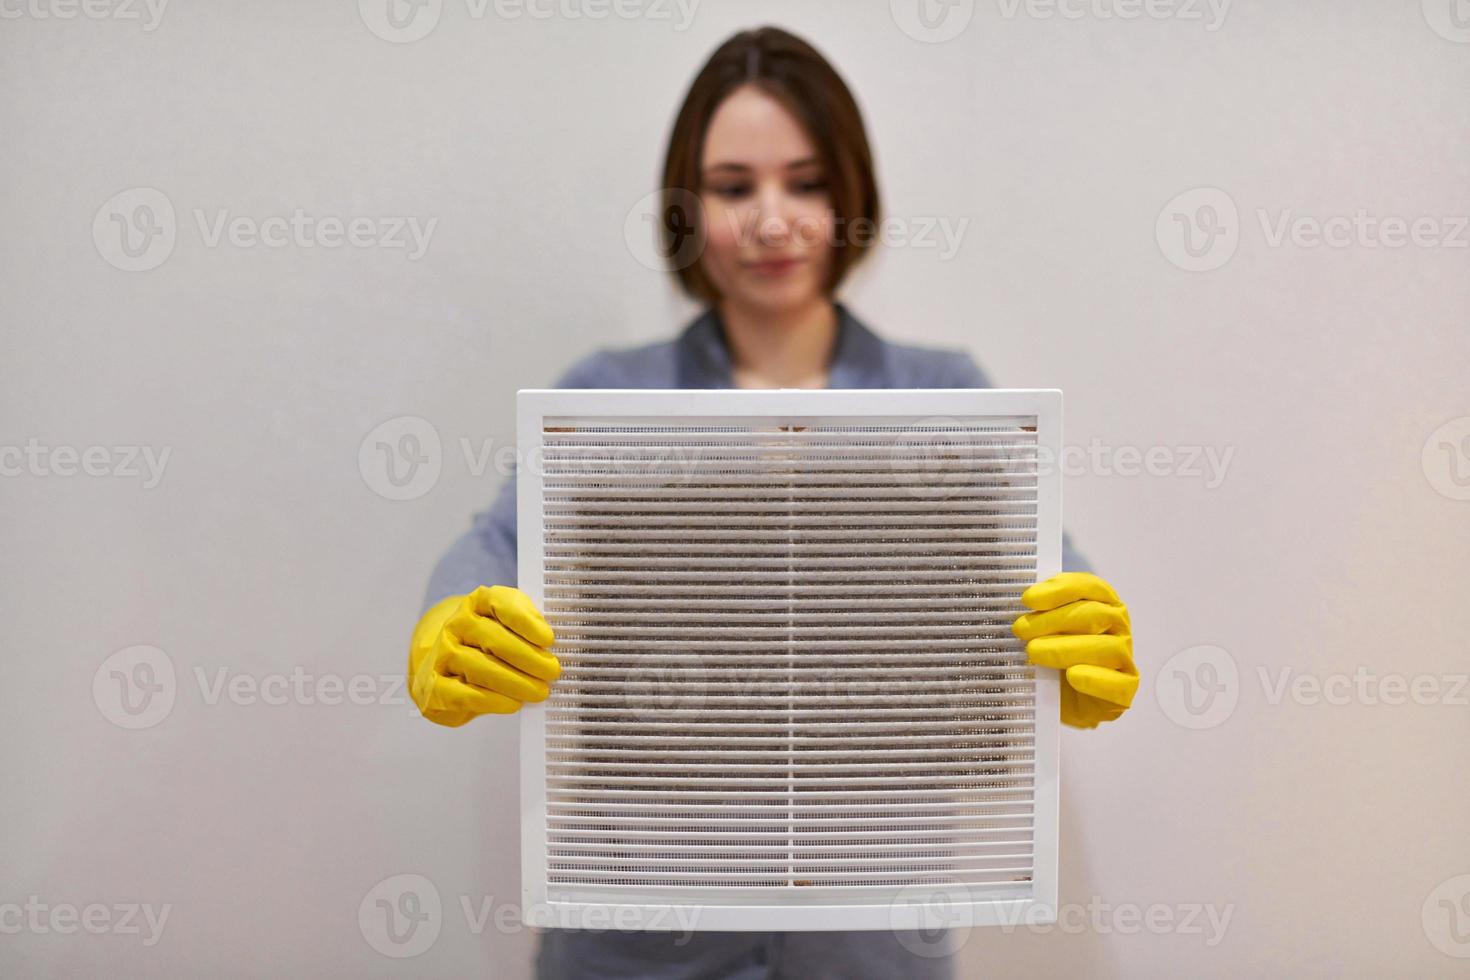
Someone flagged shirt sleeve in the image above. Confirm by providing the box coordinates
[940,350,1095,576]
[420,350,610,614]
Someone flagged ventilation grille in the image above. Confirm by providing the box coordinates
[535,417,1041,897]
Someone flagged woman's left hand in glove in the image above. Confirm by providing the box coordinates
[1012,572,1138,729]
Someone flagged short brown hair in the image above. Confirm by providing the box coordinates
[659,26,882,304]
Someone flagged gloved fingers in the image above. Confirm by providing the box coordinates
[1026,633,1133,672]
[1060,681,1086,728]
[1064,663,1139,708]
[1080,693,1127,724]
[466,585,555,649]
[449,611,562,683]
[446,644,552,703]
[1064,691,1127,729]
[1021,572,1122,613]
[1012,599,1129,642]
[428,675,522,718]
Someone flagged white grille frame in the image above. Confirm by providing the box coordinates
[517,388,1061,932]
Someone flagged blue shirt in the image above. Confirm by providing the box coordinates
[424,301,1090,612]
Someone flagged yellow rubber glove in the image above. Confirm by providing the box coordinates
[408,585,560,727]
[1012,572,1138,730]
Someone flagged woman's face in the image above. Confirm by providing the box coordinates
[696,84,835,313]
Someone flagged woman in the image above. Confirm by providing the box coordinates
[408,25,1138,980]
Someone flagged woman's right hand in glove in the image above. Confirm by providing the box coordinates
[408,585,560,727]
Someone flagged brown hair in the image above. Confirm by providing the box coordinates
[659,26,882,304]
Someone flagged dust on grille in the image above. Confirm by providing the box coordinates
[539,420,1039,893]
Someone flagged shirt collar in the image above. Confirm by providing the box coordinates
[673,301,887,389]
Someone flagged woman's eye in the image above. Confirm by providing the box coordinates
[710,184,751,199]
[794,178,828,194]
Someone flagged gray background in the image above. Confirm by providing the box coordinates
[2,0,1468,976]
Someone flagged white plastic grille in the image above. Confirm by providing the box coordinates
[532,414,1044,901]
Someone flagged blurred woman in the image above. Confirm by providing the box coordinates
[408,25,1137,980]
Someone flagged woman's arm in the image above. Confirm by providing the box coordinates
[419,348,614,615]
[408,350,610,726]
[421,475,519,614]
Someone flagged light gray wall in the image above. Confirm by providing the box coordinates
[2,1,1467,976]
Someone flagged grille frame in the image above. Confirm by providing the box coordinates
[518,388,1061,932]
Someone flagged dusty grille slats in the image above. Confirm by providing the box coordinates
[533,417,1042,897]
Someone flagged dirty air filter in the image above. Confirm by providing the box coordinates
[517,388,1061,932]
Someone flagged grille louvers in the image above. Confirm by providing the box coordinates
[519,390,1060,931]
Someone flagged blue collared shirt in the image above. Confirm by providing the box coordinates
[423,301,1090,611]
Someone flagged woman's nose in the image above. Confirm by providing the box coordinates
[752,187,793,245]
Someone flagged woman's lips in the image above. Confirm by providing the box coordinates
[744,257,804,277]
